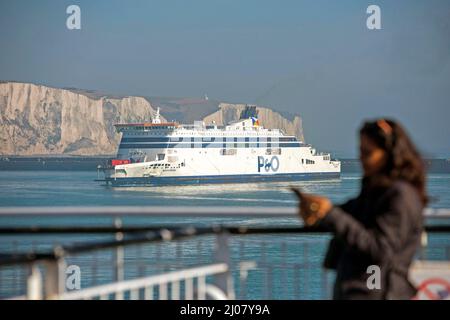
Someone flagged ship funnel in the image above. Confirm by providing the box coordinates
[239,105,259,120]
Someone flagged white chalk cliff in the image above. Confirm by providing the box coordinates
[0,82,163,155]
[0,81,304,155]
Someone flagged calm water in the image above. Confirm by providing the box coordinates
[0,171,449,208]
[0,171,449,299]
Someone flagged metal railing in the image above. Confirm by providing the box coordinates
[59,263,230,300]
[0,206,448,217]
[0,206,449,300]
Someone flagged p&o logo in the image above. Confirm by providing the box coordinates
[257,156,280,173]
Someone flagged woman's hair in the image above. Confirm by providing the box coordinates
[360,118,428,205]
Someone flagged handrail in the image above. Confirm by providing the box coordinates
[0,225,449,235]
[0,206,448,217]
[58,263,229,300]
[1,225,449,267]
[0,226,324,266]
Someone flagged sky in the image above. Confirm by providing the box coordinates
[0,0,449,157]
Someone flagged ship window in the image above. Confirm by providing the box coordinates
[157,154,165,161]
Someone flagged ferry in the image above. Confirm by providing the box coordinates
[98,106,340,186]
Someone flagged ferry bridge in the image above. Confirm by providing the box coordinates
[0,207,449,300]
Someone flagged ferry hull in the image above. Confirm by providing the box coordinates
[104,172,340,187]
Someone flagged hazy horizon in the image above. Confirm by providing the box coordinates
[1,0,449,158]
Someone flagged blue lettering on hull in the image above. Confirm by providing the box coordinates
[257,156,280,172]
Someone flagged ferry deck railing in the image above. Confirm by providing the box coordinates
[0,207,449,300]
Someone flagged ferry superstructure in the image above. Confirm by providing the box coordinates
[99,106,340,186]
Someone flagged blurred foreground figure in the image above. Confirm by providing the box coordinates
[293,119,427,299]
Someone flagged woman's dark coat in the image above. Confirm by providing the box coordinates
[321,180,424,300]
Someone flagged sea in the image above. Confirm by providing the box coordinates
[1,171,449,208]
[0,171,449,299]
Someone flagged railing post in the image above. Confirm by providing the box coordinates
[114,217,125,300]
[239,261,257,299]
[214,230,235,299]
[26,263,43,300]
[44,257,66,300]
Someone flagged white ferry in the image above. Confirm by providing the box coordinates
[99,106,340,186]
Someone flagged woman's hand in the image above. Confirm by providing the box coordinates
[291,188,332,226]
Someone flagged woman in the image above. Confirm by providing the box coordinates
[293,119,427,299]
